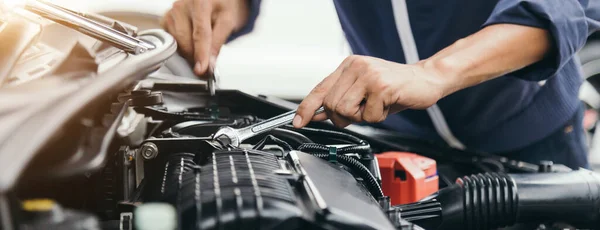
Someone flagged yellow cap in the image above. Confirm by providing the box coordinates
[22,199,55,212]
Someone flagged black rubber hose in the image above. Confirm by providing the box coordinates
[160,153,197,203]
[269,128,313,147]
[297,143,371,156]
[253,135,294,151]
[284,125,368,146]
[398,170,600,230]
[308,152,384,199]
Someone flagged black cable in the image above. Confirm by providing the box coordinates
[308,152,384,199]
[296,143,381,197]
[269,128,313,147]
[129,178,146,202]
[297,143,371,156]
[284,125,368,146]
[253,135,294,151]
[479,158,505,172]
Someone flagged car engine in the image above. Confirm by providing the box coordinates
[2,2,600,230]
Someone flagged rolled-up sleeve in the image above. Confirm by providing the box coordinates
[228,0,262,41]
[483,0,600,81]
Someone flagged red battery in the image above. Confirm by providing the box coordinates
[376,152,438,205]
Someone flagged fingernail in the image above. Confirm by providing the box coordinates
[194,62,203,73]
[292,115,302,128]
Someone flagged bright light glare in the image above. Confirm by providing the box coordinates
[2,0,27,9]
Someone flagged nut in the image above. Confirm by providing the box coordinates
[140,142,158,160]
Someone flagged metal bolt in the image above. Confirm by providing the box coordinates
[140,143,158,160]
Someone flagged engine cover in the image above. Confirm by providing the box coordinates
[151,149,397,230]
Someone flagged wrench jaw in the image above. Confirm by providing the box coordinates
[213,126,240,147]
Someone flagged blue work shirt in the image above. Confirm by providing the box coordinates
[239,0,600,153]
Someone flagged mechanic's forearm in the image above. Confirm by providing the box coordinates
[422,24,552,96]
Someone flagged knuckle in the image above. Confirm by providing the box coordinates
[161,14,172,28]
[192,27,208,40]
[362,114,377,123]
[311,82,329,95]
[337,104,361,122]
[323,99,334,111]
[343,55,356,64]
[172,0,184,9]
[366,67,382,77]
[371,80,390,92]
[331,118,347,128]
[363,111,386,123]
[350,56,367,69]
[219,17,237,28]
[337,104,352,117]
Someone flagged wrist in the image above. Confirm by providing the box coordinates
[420,54,469,97]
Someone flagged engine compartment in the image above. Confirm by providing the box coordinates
[2,5,600,230]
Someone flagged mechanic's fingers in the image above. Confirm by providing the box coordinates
[362,92,387,123]
[294,84,329,128]
[169,1,194,60]
[293,56,359,128]
[310,112,328,121]
[159,11,169,28]
[336,81,367,122]
[323,68,358,122]
[190,0,213,76]
[211,16,236,57]
[327,109,353,128]
[294,67,343,128]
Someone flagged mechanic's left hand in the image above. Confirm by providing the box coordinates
[293,55,453,128]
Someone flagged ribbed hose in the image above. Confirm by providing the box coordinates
[457,173,518,230]
[405,173,519,230]
[160,153,197,203]
[309,152,384,199]
[400,170,600,230]
[297,143,371,156]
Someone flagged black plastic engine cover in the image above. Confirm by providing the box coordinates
[153,149,396,230]
[295,151,396,230]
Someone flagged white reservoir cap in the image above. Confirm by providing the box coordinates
[134,203,177,230]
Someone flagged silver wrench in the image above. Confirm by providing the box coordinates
[25,0,154,54]
[213,107,325,147]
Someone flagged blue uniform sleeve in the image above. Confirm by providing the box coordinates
[228,0,262,41]
[482,0,600,81]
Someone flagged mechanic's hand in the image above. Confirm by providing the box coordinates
[161,0,249,78]
[293,55,452,128]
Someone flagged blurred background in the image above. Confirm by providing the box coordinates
[51,0,350,99]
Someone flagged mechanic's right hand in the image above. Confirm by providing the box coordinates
[161,0,250,78]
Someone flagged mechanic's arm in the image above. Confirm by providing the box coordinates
[161,0,261,77]
[293,0,600,128]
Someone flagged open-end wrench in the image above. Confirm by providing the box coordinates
[213,107,325,147]
[24,0,154,54]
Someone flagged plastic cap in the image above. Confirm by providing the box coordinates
[134,203,177,230]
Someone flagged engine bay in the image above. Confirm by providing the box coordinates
[2,2,600,230]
